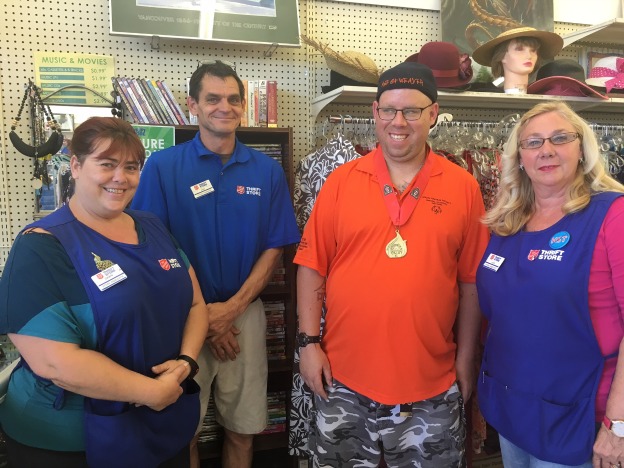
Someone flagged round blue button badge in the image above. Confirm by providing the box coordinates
[549,231,570,249]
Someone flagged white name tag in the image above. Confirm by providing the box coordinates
[190,180,214,199]
[483,253,505,272]
[91,264,127,291]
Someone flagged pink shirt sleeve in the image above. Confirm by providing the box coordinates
[590,196,624,420]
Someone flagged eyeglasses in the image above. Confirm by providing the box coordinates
[376,103,434,121]
[519,132,580,150]
[197,59,236,71]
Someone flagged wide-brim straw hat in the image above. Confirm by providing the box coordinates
[472,27,563,67]
[301,34,380,85]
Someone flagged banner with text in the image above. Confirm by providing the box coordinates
[110,0,300,46]
[133,125,176,159]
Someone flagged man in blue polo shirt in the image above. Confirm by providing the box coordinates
[131,61,300,468]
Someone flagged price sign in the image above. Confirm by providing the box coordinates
[34,52,115,106]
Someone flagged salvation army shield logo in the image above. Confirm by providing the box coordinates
[236,185,245,195]
[159,259,171,271]
[527,249,540,261]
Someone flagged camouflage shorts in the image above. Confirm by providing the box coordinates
[308,381,466,468]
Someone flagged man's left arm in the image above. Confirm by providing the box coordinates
[455,281,481,403]
[207,247,283,361]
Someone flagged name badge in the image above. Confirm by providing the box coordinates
[483,253,505,272]
[190,180,214,199]
[91,264,127,291]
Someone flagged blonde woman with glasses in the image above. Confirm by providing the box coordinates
[477,101,624,468]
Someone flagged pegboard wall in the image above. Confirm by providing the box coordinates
[1,0,624,269]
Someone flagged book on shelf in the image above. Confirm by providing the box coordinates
[111,77,140,123]
[253,81,259,126]
[138,78,169,124]
[241,80,249,127]
[143,78,176,125]
[156,80,184,125]
[247,80,256,127]
[120,77,149,124]
[113,76,188,125]
[158,80,190,125]
[129,77,159,124]
[267,80,278,127]
[260,391,287,433]
[264,301,285,311]
[257,79,268,127]
[149,79,180,125]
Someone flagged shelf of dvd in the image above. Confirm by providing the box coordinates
[174,126,298,465]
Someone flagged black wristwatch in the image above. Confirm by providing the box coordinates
[297,332,321,348]
[177,354,199,381]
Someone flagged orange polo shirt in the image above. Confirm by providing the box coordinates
[295,147,489,404]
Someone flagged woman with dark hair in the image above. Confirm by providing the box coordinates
[0,117,208,468]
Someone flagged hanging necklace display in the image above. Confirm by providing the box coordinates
[9,81,64,158]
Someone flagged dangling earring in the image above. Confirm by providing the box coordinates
[519,163,524,171]
[579,157,584,164]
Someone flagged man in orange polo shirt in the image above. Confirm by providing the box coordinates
[295,61,489,466]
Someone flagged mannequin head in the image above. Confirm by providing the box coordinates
[472,27,564,93]
[490,37,541,79]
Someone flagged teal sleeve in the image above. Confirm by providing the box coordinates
[0,232,95,347]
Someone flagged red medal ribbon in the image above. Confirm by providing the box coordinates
[373,147,432,227]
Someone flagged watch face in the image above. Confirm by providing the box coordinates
[297,333,307,347]
[613,421,624,437]
[297,333,319,347]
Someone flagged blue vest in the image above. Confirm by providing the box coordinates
[32,206,200,468]
[477,192,621,465]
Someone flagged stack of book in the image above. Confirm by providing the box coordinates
[242,79,278,127]
[264,300,286,361]
[260,391,287,434]
[266,256,286,286]
[197,393,223,444]
[111,76,189,125]
[199,390,287,442]
[248,143,284,169]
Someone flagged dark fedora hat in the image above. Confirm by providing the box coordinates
[527,59,607,99]
[406,41,472,89]
[321,70,374,93]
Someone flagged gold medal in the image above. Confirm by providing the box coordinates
[386,230,407,258]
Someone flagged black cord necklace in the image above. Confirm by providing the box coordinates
[9,81,64,158]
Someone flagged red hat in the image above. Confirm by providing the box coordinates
[527,59,607,99]
[406,41,472,89]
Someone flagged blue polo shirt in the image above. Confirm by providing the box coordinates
[131,132,300,302]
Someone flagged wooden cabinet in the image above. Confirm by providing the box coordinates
[173,126,298,465]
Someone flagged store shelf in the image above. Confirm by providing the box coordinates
[198,432,289,459]
[310,85,376,120]
[562,17,624,47]
[311,86,624,120]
